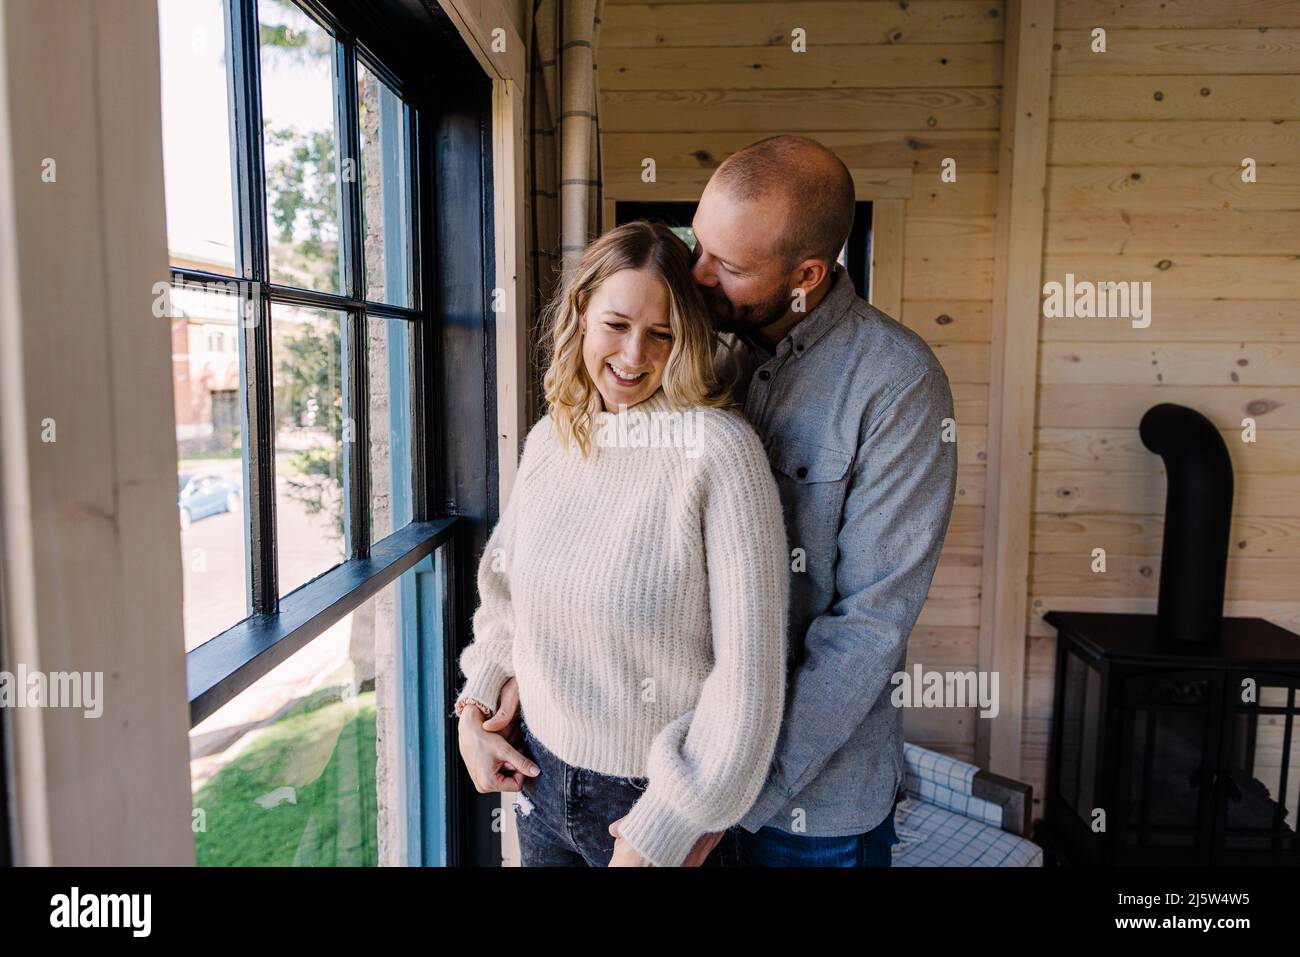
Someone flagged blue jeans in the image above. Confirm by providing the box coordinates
[736,809,900,867]
[513,718,737,867]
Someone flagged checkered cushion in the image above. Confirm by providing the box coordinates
[901,741,1004,827]
[892,797,1043,866]
[893,743,1043,867]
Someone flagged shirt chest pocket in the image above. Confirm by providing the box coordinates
[765,435,853,543]
[768,436,851,484]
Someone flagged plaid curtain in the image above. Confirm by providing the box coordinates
[526,0,605,427]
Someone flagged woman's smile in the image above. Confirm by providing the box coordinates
[606,361,648,387]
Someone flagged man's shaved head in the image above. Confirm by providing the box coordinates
[690,135,855,345]
[709,135,856,268]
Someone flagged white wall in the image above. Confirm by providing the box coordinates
[0,0,194,865]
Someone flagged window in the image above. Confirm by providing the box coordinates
[211,389,239,432]
[613,200,700,251]
[158,0,496,866]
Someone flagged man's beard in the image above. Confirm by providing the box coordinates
[703,282,792,338]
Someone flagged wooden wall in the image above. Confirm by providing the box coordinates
[596,0,1300,817]
[1021,0,1300,811]
[600,0,1007,763]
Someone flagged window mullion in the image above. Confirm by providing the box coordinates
[225,0,267,286]
[337,38,364,303]
[405,104,427,523]
[413,105,443,521]
[228,0,278,613]
[409,318,427,522]
[407,100,422,313]
[338,40,371,559]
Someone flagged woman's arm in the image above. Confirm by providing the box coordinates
[452,512,517,718]
[452,418,552,717]
[615,414,790,867]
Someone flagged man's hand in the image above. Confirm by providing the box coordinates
[681,830,725,867]
[606,816,722,867]
[482,676,521,746]
[457,705,538,793]
[607,818,654,867]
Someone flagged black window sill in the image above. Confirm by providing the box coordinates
[187,517,458,726]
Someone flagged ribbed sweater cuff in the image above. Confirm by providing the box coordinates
[454,662,512,717]
[617,787,703,868]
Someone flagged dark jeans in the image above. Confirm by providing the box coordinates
[736,808,899,867]
[513,718,737,867]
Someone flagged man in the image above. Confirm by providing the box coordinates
[482,134,957,867]
[684,134,957,866]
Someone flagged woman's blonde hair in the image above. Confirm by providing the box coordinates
[539,221,735,457]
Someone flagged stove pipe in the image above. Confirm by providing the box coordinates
[1138,403,1234,645]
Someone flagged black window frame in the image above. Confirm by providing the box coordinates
[169,0,501,866]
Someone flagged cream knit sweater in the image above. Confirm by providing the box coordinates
[454,386,789,867]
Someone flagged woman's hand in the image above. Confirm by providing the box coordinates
[608,815,721,867]
[458,707,539,793]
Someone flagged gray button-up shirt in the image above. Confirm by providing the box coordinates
[715,265,958,837]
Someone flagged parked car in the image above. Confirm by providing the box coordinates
[178,472,242,530]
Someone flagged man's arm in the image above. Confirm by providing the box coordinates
[739,366,958,830]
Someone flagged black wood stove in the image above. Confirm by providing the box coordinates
[1040,612,1300,865]
[1038,404,1300,866]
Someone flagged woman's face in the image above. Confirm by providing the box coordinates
[581,267,673,411]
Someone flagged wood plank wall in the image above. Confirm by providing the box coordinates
[596,0,1300,814]
[600,0,1007,764]
[1022,0,1300,812]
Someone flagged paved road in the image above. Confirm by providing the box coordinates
[179,457,345,651]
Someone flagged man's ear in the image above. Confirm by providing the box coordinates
[791,258,831,293]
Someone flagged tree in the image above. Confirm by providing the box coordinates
[261,0,344,536]
[274,318,345,541]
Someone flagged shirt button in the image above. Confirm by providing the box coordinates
[796,343,804,353]
[758,370,771,381]
[796,466,808,478]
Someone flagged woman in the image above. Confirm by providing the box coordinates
[453,222,789,867]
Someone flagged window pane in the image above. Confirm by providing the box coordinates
[358,63,413,307]
[171,282,249,648]
[189,559,432,866]
[368,317,413,539]
[271,304,347,594]
[259,0,343,294]
[158,0,239,273]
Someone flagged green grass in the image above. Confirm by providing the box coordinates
[193,683,378,867]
